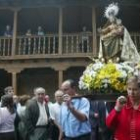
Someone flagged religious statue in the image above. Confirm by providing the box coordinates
[98,3,140,63]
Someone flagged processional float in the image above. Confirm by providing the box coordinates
[77,3,140,101]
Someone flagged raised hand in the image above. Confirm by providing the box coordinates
[115,96,127,112]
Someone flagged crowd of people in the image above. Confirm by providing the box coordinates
[0,76,140,140]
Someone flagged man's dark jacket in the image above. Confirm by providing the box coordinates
[24,99,50,135]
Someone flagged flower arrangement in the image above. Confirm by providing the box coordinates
[79,58,135,94]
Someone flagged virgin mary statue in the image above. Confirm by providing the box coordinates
[98,3,140,63]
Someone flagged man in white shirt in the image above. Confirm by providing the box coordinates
[51,90,64,140]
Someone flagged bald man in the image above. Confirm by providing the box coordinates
[24,87,51,140]
[51,90,64,140]
[60,79,91,140]
[51,90,63,124]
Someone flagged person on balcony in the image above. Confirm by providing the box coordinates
[98,3,140,62]
[37,26,44,36]
[80,26,90,53]
[25,29,33,54]
[36,26,45,53]
[4,25,12,37]
[26,29,32,37]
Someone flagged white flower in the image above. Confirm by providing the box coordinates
[120,71,127,78]
[102,78,110,84]
[103,83,108,88]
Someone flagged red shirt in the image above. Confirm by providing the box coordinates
[106,101,140,140]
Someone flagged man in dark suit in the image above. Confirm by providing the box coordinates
[24,87,51,140]
[98,101,115,140]
[89,100,100,140]
[89,100,115,140]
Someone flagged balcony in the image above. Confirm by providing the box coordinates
[0,32,139,60]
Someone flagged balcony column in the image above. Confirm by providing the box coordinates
[58,70,63,88]
[12,72,17,95]
[92,6,97,56]
[52,65,69,88]
[12,9,19,56]
[5,68,23,95]
[58,7,63,55]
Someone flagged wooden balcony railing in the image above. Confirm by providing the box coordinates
[0,37,12,56]
[16,34,59,55]
[0,32,139,59]
[62,33,93,54]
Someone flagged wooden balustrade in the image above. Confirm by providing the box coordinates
[62,33,93,54]
[0,37,12,56]
[16,34,58,55]
[0,32,139,59]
